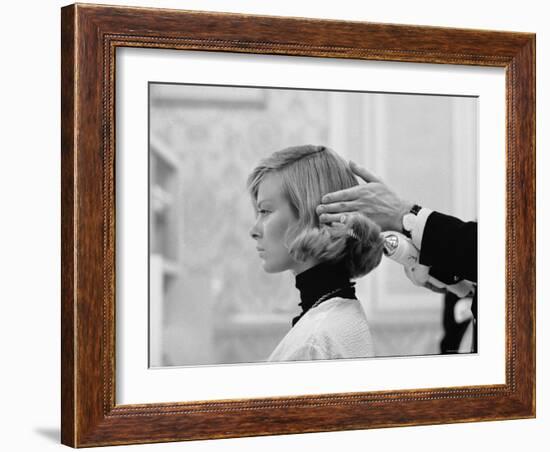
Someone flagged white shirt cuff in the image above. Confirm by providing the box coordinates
[411,207,433,249]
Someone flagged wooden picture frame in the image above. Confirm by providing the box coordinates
[61,3,535,447]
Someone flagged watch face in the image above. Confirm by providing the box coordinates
[403,213,416,232]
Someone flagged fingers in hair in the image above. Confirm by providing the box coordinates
[317,200,357,215]
[319,212,355,225]
[321,186,360,204]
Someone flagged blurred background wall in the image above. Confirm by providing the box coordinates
[148,83,477,367]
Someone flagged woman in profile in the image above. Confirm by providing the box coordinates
[247,145,384,362]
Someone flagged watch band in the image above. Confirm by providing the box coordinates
[402,204,422,238]
[410,204,422,216]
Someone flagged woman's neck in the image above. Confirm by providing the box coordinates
[291,258,320,276]
[291,261,356,327]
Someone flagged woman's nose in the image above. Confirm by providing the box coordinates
[249,220,261,239]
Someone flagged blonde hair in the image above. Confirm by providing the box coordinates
[247,145,383,278]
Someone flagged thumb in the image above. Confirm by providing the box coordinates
[349,161,381,183]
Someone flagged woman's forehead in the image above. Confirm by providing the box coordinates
[257,172,285,205]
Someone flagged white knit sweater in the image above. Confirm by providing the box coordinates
[268,297,375,362]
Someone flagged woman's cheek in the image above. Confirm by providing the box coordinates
[272,212,289,239]
[263,214,275,236]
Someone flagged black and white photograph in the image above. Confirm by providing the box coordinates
[148,83,478,367]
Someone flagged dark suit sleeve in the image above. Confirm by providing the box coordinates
[418,211,477,283]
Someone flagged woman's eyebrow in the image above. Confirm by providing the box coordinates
[256,198,274,209]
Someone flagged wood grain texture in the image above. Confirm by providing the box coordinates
[60,5,76,446]
[61,3,536,447]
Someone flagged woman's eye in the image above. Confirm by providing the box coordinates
[258,209,270,216]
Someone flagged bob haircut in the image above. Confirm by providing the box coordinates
[247,145,383,279]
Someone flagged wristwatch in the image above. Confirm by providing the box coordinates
[402,204,422,238]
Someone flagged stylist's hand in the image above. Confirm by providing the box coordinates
[316,161,412,232]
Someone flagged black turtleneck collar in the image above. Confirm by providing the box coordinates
[292,261,356,327]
